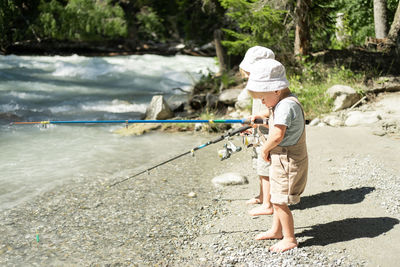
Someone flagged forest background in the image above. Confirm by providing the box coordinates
[1,0,400,118]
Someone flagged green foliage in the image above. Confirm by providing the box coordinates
[193,70,241,95]
[332,0,374,46]
[330,0,399,47]
[308,1,339,51]
[218,0,288,55]
[288,61,364,118]
[36,0,64,39]
[35,0,127,41]
[0,0,41,49]
[0,0,16,49]
[136,6,166,42]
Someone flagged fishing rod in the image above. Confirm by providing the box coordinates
[108,123,260,187]
[11,118,263,125]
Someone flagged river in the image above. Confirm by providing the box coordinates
[0,54,217,211]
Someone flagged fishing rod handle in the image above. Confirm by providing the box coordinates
[241,118,266,125]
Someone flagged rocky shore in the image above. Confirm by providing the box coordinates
[1,66,400,265]
[1,122,400,266]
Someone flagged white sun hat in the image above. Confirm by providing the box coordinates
[239,46,275,73]
[245,58,289,92]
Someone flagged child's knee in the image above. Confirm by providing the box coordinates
[272,203,288,210]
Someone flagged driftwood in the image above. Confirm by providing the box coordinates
[311,48,400,75]
[3,39,216,57]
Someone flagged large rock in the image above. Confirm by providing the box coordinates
[145,95,174,120]
[323,115,343,127]
[344,111,381,126]
[218,89,243,105]
[368,76,400,94]
[235,88,252,110]
[211,172,248,187]
[327,85,360,111]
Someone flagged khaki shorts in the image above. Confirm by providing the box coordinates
[269,146,308,205]
[252,146,270,177]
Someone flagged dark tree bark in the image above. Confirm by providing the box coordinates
[112,0,138,48]
[294,0,311,56]
[387,1,400,45]
[213,29,226,75]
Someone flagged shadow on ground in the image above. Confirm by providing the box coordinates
[298,217,399,247]
[292,187,375,210]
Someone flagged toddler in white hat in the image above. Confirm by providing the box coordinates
[239,46,275,217]
[246,58,308,252]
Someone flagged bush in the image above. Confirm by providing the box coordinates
[288,61,364,119]
[219,0,289,56]
[35,0,127,41]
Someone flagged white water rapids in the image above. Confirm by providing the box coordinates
[0,54,217,211]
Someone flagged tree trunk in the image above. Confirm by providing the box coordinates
[113,0,138,48]
[213,29,227,75]
[387,1,400,45]
[374,0,388,38]
[294,0,311,56]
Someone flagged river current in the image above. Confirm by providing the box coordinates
[0,54,217,211]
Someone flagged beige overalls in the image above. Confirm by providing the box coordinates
[268,96,308,205]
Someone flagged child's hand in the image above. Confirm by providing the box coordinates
[246,115,267,128]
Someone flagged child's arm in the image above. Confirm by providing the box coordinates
[260,124,286,162]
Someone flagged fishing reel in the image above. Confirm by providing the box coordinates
[242,134,261,148]
[218,141,242,161]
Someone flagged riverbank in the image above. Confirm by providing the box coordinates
[1,40,216,57]
[1,124,399,266]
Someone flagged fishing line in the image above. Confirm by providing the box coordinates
[108,124,258,187]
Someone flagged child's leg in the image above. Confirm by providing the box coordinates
[246,176,263,204]
[248,175,273,216]
[255,209,283,240]
[269,203,297,252]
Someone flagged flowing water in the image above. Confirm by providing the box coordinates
[0,54,217,211]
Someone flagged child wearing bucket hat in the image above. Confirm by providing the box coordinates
[239,46,275,217]
[246,58,308,252]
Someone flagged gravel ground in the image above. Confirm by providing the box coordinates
[1,125,399,266]
[336,154,400,217]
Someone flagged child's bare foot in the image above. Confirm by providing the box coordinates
[269,238,298,252]
[255,230,283,240]
[246,197,262,204]
[248,205,273,216]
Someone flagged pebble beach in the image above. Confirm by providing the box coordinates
[1,126,400,266]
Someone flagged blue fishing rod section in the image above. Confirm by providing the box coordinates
[12,118,259,125]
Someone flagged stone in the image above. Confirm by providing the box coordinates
[194,123,203,131]
[218,89,243,105]
[344,111,381,126]
[211,172,248,187]
[368,76,400,94]
[145,95,174,120]
[323,115,343,127]
[188,192,197,198]
[326,85,360,111]
[235,89,252,110]
[309,117,320,126]
[206,93,219,109]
